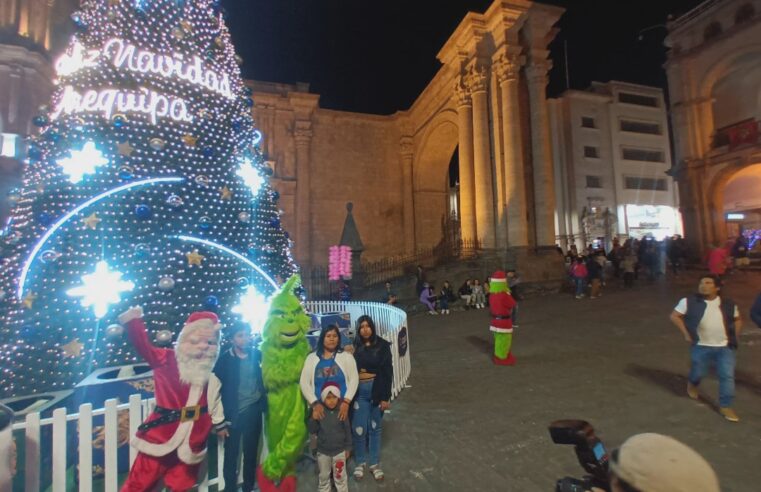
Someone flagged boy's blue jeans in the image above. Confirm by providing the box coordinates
[351,380,384,467]
[688,345,736,408]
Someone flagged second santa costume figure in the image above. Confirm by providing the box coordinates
[118,307,226,492]
[489,271,517,366]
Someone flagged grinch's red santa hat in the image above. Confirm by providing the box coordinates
[182,311,222,334]
[320,381,342,401]
[490,270,508,283]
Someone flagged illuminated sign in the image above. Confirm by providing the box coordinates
[727,213,745,220]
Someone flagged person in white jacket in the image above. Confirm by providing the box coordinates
[300,325,358,421]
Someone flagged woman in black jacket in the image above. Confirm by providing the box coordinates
[351,315,393,482]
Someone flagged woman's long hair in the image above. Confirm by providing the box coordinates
[353,314,377,349]
[316,324,343,355]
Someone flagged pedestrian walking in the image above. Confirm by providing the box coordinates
[570,256,588,299]
[669,275,743,422]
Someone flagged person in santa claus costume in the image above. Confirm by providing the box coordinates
[118,306,226,492]
[489,271,518,366]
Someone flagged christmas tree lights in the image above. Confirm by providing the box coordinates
[0,0,297,398]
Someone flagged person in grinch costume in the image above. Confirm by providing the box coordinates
[489,271,518,366]
[256,275,311,492]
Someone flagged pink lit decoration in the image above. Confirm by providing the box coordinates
[328,245,352,280]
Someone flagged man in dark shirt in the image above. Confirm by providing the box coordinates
[213,325,265,492]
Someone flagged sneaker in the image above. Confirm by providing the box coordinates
[369,465,384,482]
[428,310,438,315]
[575,295,582,299]
[720,407,740,422]
[353,464,366,480]
[686,382,699,400]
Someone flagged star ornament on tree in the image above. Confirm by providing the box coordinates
[57,141,110,184]
[61,338,85,358]
[236,158,264,195]
[232,286,271,335]
[67,261,135,318]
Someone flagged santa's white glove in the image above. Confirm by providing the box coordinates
[118,306,144,325]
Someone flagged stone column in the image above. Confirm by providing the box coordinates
[466,65,496,248]
[294,122,313,266]
[526,59,557,247]
[455,78,477,244]
[494,51,528,248]
[400,136,416,254]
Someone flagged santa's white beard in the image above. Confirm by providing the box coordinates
[175,349,217,387]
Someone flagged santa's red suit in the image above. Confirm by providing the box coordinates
[119,308,224,492]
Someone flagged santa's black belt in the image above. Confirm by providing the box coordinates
[493,315,511,319]
[138,405,207,432]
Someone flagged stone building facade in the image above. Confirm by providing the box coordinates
[665,0,761,256]
[550,81,680,251]
[0,0,78,224]
[253,0,566,280]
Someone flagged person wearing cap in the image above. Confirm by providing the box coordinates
[308,382,353,492]
[488,270,517,366]
[213,324,266,492]
[669,274,743,422]
[608,433,720,492]
[118,307,226,491]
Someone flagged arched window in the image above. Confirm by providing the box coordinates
[735,3,756,25]
[704,21,723,41]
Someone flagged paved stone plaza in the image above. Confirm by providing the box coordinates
[297,272,761,491]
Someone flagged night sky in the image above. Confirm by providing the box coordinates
[223,0,706,115]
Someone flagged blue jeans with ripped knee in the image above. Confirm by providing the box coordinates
[351,380,383,467]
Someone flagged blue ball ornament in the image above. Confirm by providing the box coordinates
[199,216,212,230]
[21,325,39,341]
[269,218,280,228]
[37,212,51,225]
[135,204,152,220]
[71,12,87,30]
[204,295,219,309]
[272,190,280,201]
[27,145,42,161]
[32,115,48,127]
[232,121,242,132]
[112,115,128,128]
[202,146,214,157]
[119,166,134,180]
[244,97,254,108]
[134,243,150,257]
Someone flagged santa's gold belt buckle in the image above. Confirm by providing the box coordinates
[180,405,201,422]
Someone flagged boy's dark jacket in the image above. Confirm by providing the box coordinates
[213,346,265,425]
[308,406,352,456]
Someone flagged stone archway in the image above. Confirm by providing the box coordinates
[413,111,459,249]
[707,162,761,245]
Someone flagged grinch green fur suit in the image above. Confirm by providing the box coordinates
[488,271,517,366]
[256,275,311,491]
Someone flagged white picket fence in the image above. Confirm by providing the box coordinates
[9,301,410,491]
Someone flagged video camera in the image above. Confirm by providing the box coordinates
[549,420,610,492]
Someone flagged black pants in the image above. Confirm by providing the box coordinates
[224,401,264,492]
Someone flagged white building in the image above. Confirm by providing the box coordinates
[549,81,681,251]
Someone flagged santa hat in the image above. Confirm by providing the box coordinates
[490,270,507,283]
[320,382,342,401]
[182,311,222,334]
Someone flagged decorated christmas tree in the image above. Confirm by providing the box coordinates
[0,0,296,398]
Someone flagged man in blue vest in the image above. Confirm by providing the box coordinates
[669,274,743,422]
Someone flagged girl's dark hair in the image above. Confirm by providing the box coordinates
[354,315,377,348]
[316,324,343,354]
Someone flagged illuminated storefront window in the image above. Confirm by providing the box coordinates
[626,204,682,239]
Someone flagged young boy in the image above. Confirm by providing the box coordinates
[309,382,353,492]
[213,325,266,492]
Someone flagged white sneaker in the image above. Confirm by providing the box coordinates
[429,310,438,315]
